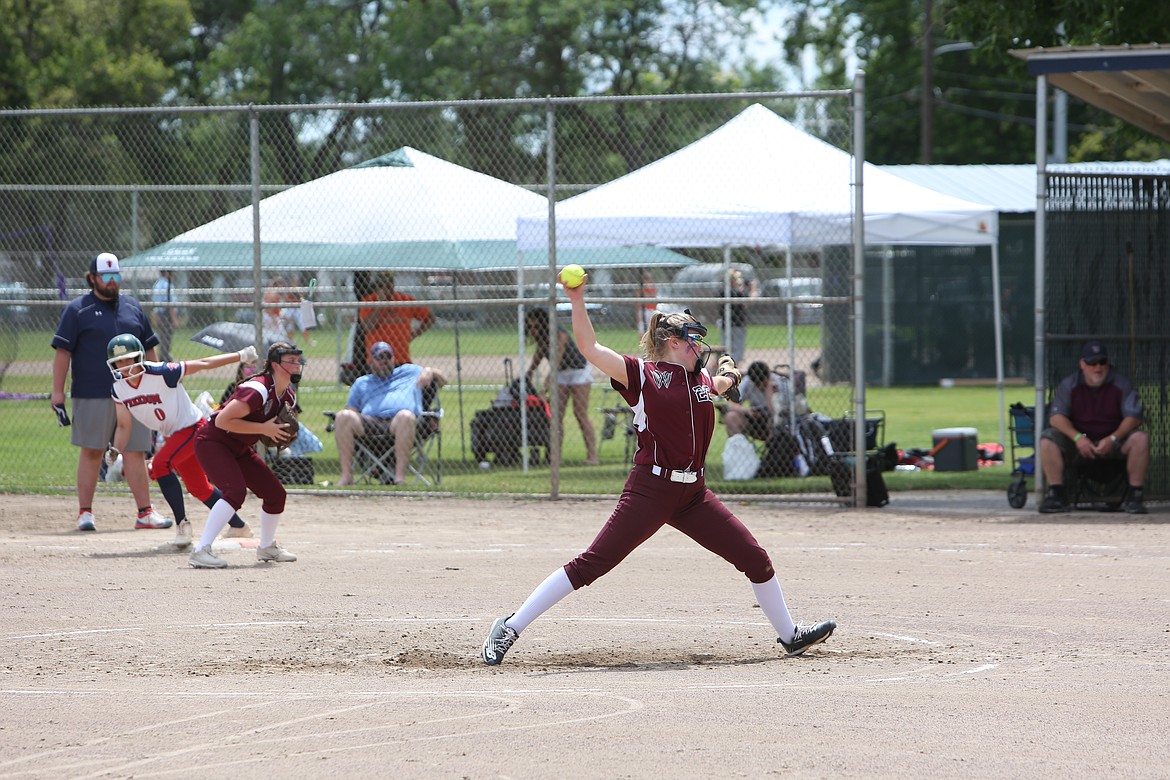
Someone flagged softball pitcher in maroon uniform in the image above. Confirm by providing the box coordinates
[482,273,835,664]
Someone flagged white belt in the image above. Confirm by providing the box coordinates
[651,465,702,484]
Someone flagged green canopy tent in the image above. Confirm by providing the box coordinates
[122,147,693,273]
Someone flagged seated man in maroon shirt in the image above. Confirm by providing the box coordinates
[1038,340,1149,514]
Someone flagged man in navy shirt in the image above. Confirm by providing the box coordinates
[51,253,173,532]
[1038,340,1149,514]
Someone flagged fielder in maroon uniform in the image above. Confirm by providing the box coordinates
[482,272,835,665]
[188,341,302,569]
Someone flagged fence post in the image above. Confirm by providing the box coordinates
[545,98,561,500]
[251,106,263,351]
[852,71,867,508]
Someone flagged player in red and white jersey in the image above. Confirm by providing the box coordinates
[482,271,836,665]
[189,341,302,569]
[107,334,257,549]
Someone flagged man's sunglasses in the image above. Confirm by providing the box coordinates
[1083,357,1108,367]
[99,273,121,283]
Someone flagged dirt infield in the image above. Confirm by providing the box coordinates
[1,492,1167,778]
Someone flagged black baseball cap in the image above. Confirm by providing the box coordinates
[1080,341,1108,362]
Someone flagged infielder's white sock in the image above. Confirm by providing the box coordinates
[197,499,236,549]
[258,510,281,549]
[752,575,796,644]
[507,567,574,634]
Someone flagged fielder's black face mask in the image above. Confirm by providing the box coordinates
[272,347,305,383]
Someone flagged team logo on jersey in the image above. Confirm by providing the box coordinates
[650,368,674,389]
[124,393,162,408]
[692,385,713,403]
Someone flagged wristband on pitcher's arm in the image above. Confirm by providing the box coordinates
[1073,432,1084,442]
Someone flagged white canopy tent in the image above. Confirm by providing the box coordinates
[518,103,1008,444]
[518,104,998,250]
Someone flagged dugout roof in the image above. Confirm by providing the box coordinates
[1010,44,1170,142]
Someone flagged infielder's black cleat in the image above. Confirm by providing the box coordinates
[482,615,519,666]
[779,620,836,656]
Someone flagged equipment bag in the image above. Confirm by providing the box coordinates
[866,455,890,507]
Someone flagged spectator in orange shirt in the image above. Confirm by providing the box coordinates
[359,272,435,366]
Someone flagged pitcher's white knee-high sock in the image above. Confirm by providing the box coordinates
[752,575,797,644]
[197,500,236,549]
[507,568,575,634]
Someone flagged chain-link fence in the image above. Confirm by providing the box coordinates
[0,93,869,501]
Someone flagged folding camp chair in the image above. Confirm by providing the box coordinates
[1070,457,1128,510]
[324,383,443,486]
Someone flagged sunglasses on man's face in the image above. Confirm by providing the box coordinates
[1083,357,1108,367]
[99,273,121,283]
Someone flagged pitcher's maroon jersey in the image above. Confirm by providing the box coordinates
[612,355,716,472]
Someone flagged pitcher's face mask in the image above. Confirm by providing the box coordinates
[665,315,709,372]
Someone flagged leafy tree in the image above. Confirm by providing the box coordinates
[0,0,192,108]
[1,0,796,260]
[186,0,787,184]
[945,0,1170,161]
[784,0,1170,163]
[946,0,1170,54]
[397,0,784,183]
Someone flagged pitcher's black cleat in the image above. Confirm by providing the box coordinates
[482,616,519,666]
[779,620,836,656]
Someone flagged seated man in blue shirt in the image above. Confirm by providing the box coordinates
[333,341,446,486]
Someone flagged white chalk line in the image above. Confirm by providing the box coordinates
[102,694,644,779]
[66,699,392,779]
[867,631,943,646]
[0,697,289,771]
[12,690,639,779]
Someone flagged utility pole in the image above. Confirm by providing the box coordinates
[920,0,934,163]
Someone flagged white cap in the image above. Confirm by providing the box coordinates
[92,252,120,274]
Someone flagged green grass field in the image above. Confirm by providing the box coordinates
[1,322,1029,496]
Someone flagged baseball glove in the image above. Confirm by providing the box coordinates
[259,403,299,450]
[717,354,742,402]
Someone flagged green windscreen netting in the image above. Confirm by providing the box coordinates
[847,219,1035,386]
[1046,173,1170,497]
